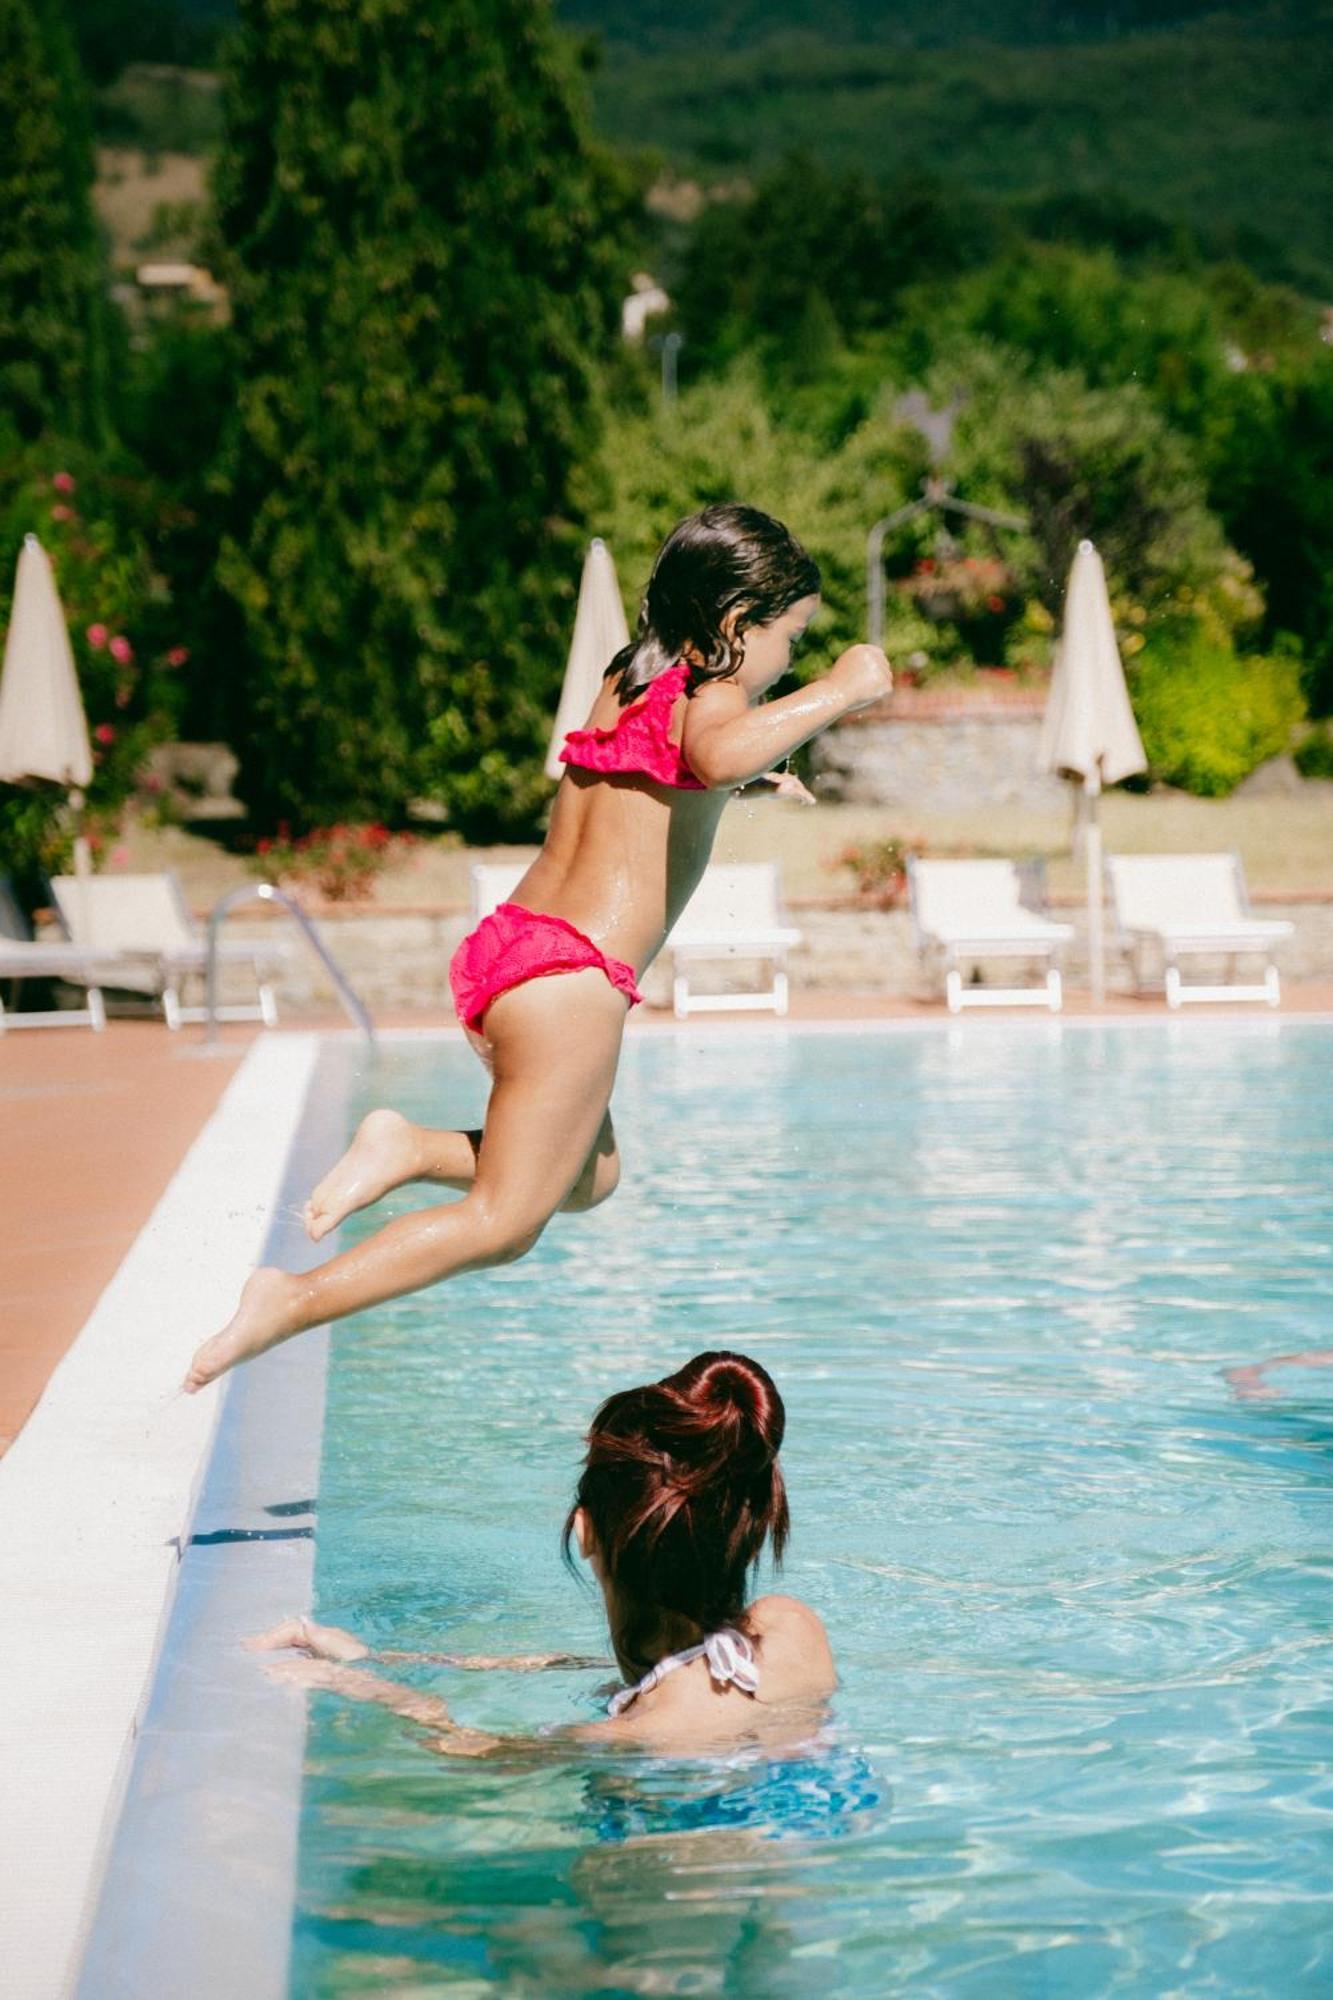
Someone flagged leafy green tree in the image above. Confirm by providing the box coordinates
[597,353,922,673]
[0,0,109,443]
[675,153,997,378]
[896,244,1313,439]
[1202,360,1333,714]
[941,352,1241,625]
[214,0,638,835]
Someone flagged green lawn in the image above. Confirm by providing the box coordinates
[717,787,1333,901]
[114,782,1332,915]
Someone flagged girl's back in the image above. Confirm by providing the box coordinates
[519,669,729,968]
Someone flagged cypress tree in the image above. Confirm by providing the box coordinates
[0,0,108,442]
[215,0,637,835]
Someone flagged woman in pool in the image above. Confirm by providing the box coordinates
[250,1350,837,1757]
[185,503,891,1392]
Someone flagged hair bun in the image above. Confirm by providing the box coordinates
[667,1350,784,1467]
[699,1356,762,1421]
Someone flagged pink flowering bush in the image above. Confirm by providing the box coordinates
[828,836,912,908]
[248,822,416,903]
[0,445,191,891]
[895,554,1020,672]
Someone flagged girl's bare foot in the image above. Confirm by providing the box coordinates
[183,1267,304,1393]
[303,1108,423,1242]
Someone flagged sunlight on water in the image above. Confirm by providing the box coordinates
[294,1024,1333,1997]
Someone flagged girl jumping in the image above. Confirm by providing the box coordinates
[185,503,892,1391]
[251,1350,837,1756]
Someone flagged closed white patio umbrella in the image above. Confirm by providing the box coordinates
[0,534,92,790]
[1038,539,1147,1004]
[545,537,630,780]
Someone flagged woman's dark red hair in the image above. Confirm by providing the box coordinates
[563,1351,789,1676]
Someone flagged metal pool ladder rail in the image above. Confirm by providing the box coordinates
[202,882,376,1048]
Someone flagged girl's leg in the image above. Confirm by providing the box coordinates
[303,1104,618,1241]
[183,969,628,1392]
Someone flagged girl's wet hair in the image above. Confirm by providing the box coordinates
[606,503,821,699]
[563,1350,789,1673]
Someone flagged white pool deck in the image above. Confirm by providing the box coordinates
[0,1036,321,2000]
[5,1005,1333,1997]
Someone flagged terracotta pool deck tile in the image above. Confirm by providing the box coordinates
[4,986,1331,1454]
[0,1022,251,1454]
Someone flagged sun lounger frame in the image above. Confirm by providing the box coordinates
[0,880,125,1031]
[50,871,281,1029]
[1106,851,1293,1009]
[665,863,803,1019]
[907,857,1073,1014]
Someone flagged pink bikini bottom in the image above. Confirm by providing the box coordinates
[449,901,643,1036]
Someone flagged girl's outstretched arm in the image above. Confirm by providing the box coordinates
[683,645,892,789]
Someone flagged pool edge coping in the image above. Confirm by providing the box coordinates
[0,1032,323,2000]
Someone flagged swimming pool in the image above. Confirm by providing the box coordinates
[281,1022,1333,1997]
[76,1020,1333,1998]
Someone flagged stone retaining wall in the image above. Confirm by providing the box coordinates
[208,897,1333,1015]
[810,687,1067,813]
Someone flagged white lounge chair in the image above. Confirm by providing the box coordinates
[0,877,129,1032]
[908,858,1073,1013]
[51,871,282,1029]
[666,863,802,1019]
[468,860,530,919]
[1106,852,1293,1008]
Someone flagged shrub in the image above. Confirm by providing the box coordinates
[0,442,188,904]
[830,836,911,907]
[1130,633,1305,796]
[248,823,416,904]
[1294,723,1333,781]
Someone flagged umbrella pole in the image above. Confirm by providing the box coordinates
[1085,778,1105,1008]
[70,786,94,944]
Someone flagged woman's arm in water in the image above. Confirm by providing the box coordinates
[261,1655,502,1754]
[682,646,892,790]
[259,1653,642,1761]
[246,1616,608,1673]
[1225,1350,1333,1400]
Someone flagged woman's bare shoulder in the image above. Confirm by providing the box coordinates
[749,1592,828,1636]
[748,1594,836,1690]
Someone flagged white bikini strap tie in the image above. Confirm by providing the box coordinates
[702,1627,759,1696]
[607,1625,759,1717]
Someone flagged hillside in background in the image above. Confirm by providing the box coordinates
[574,15,1333,293]
[559,0,1327,52]
[64,1,1333,290]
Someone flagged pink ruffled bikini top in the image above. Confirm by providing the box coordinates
[559,660,706,791]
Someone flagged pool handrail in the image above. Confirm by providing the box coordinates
[202,882,376,1047]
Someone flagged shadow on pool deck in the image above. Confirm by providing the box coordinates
[4,985,1332,1453]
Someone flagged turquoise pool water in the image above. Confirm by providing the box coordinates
[295,1024,1333,1998]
